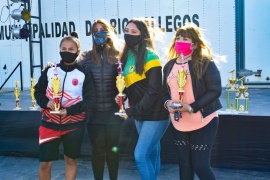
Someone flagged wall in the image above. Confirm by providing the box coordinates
[0,0,235,89]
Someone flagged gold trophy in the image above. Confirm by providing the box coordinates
[50,65,61,114]
[115,60,126,116]
[235,76,249,112]
[227,69,238,90]
[13,80,21,110]
[174,53,187,121]
[29,78,38,110]
[226,69,238,110]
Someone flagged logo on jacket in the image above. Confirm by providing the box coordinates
[72,78,78,86]
[129,65,135,73]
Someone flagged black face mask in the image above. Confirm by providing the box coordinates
[124,34,142,48]
[60,51,78,64]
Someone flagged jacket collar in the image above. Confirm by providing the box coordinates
[59,60,77,72]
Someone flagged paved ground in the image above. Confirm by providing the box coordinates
[1,88,270,179]
[1,156,270,180]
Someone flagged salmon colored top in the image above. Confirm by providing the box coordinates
[167,62,218,132]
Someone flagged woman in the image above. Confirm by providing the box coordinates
[78,19,123,180]
[162,23,222,180]
[115,18,170,180]
[35,32,96,180]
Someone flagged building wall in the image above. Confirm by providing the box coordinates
[0,0,235,89]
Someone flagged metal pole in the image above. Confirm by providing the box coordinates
[19,62,23,91]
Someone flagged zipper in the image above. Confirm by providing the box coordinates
[101,53,105,110]
[59,70,68,130]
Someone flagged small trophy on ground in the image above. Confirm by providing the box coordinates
[174,53,186,121]
[13,80,21,110]
[115,60,126,116]
[235,76,249,113]
[50,64,61,114]
[29,77,38,110]
[226,69,239,111]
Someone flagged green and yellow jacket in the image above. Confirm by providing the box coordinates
[123,49,169,121]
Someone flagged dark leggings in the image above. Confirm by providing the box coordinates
[172,117,219,180]
[87,123,122,180]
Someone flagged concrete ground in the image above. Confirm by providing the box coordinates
[1,88,270,179]
[1,156,270,180]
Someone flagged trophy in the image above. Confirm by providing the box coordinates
[175,53,187,121]
[50,64,61,114]
[29,78,38,110]
[13,80,21,110]
[115,60,126,116]
[226,69,238,111]
[227,69,238,90]
[235,76,249,112]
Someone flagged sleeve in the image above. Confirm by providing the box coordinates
[190,61,222,113]
[125,66,162,117]
[66,70,96,116]
[161,62,171,104]
[34,67,50,108]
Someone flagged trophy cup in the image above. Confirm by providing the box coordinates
[29,78,38,110]
[175,53,187,121]
[226,69,238,111]
[227,69,238,90]
[13,80,21,110]
[235,76,249,113]
[50,64,61,114]
[115,60,126,116]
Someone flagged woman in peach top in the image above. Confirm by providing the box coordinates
[162,23,222,180]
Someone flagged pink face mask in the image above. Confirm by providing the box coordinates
[174,41,192,56]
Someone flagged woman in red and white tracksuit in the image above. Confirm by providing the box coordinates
[35,32,95,180]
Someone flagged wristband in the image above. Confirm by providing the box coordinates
[189,105,193,114]
[164,100,170,110]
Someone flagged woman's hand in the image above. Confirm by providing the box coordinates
[166,101,192,113]
[42,62,55,71]
[166,100,182,113]
[47,100,55,110]
[115,94,126,105]
[58,109,67,117]
[180,103,190,112]
[119,112,128,120]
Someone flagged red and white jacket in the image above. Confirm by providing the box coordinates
[35,60,96,130]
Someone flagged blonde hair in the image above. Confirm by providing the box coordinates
[167,22,212,79]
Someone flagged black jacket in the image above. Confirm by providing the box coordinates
[125,66,169,121]
[78,52,119,112]
[162,58,223,118]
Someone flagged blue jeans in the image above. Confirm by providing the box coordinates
[134,119,170,180]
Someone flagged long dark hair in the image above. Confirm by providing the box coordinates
[89,19,119,65]
[120,18,154,75]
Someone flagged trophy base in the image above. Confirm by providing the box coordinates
[238,111,249,113]
[115,112,126,116]
[13,107,22,110]
[29,107,39,111]
[50,111,60,114]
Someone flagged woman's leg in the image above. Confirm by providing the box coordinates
[171,125,194,180]
[105,123,123,180]
[62,126,85,180]
[87,123,106,180]
[64,155,77,180]
[39,161,53,180]
[190,117,219,180]
[134,119,170,180]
